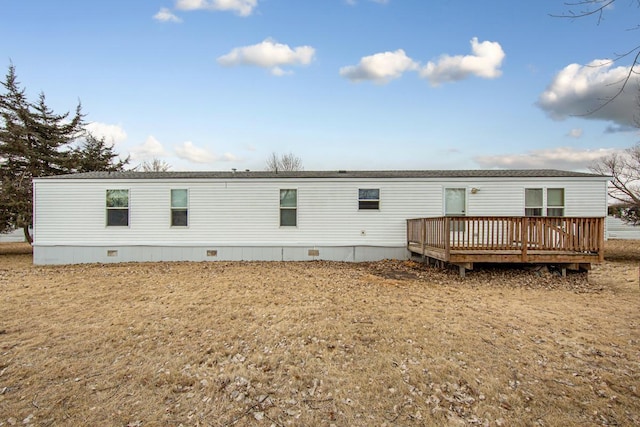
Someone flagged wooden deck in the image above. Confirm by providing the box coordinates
[407,216,605,276]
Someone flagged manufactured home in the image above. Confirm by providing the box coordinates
[606,215,640,240]
[0,228,27,243]
[32,169,609,269]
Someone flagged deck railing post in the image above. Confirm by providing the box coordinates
[522,217,528,262]
[422,218,426,257]
[598,217,605,262]
[444,217,451,261]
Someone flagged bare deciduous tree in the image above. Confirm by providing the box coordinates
[551,0,640,114]
[590,143,640,223]
[562,2,640,222]
[138,158,171,172]
[265,152,303,172]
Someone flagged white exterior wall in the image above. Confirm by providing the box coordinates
[0,229,26,243]
[606,216,640,240]
[461,177,609,217]
[32,176,609,264]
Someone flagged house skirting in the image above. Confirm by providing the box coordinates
[33,245,410,265]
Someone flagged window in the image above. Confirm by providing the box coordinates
[358,188,379,210]
[547,188,564,216]
[525,188,543,216]
[280,189,297,226]
[171,189,188,227]
[525,188,565,217]
[106,189,129,226]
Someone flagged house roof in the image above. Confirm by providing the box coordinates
[40,169,609,180]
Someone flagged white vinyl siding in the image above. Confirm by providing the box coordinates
[32,176,608,252]
[607,215,640,239]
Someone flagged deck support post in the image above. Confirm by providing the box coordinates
[453,262,473,278]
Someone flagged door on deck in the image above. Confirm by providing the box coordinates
[445,188,466,233]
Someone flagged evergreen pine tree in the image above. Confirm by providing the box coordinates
[0,64,128,243]
[72,132,129,173]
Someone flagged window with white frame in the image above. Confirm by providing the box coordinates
[171,189,188,227]
[547,188,564,216]
[106,189,129,226]
[280,189,297,226]
[525,188,543,216]
[525,188,564,217]
[358,188,380,210]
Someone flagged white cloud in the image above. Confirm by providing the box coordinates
[129,136,170,160]
[175,0,258,16]
[85,122,127,145]
[537,59,639,127]
[474,146,616,170]
[222,152,238,162]
[567,128,583,138]
[217,39,315,75]
[270,67,293,77]
[339,49,418,84]
[175,141,217,163]
[153,7,182,23]
[420,37,505,86]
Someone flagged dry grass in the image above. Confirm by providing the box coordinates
[0,241,639,426]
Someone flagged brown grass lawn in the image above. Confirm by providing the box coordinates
[1,242,639,426]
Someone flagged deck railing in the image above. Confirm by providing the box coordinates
[407,216,605,261]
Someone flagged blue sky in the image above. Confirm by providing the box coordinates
[1,0,638,171]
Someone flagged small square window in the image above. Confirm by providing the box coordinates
[280,209,297,226]
[171,209,188,226]
[358,188,379,210]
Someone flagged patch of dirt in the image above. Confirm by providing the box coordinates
[0,242,31,255]
[0,241,638,426]
[604,238,640,261]
[367,259,599,292]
